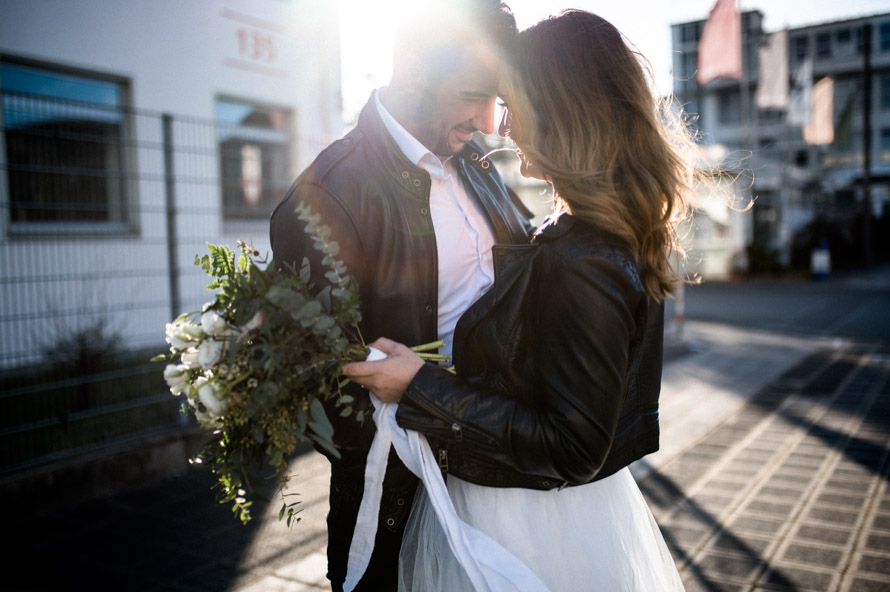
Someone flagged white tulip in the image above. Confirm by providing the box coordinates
[201,311,230,336]
[197,339,225,370]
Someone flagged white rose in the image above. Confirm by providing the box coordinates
[197,339,225,370]
[186,390,219,427]
[163,364,189,394]
[179,321,205,341]
[165,323,193,350]
[180,349,200,369]
[197,380,226,417]
[193,407,219,428]
[201,311,230,336]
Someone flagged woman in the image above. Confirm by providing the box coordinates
[344,10,694,590]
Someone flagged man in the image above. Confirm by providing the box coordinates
[269,1,532,590]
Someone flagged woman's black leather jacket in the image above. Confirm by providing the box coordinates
[396,214,664,489]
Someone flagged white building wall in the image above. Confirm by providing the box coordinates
[0,0,343,368]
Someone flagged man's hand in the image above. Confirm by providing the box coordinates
[341,338,425,403]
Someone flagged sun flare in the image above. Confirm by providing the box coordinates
[338,0,403,123]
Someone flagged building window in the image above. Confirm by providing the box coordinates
[717,91,741,125]
[216,98,292,221]
[758,137,779,160]
[815,32,832,59]
[681,22,701,44]
[881,129,890,163]
[792,35,809,61]
[1,60,129,231]
[683,52,698,90]
[880,23,890,53]
[883,75,890,110]
[758,110,783,124]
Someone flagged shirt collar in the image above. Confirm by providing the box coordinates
[374,88,452,176]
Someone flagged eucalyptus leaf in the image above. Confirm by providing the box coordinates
[266,285,306,312]
[309,433,341,459]
[309,398,334,440]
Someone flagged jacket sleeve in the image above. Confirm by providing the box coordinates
[269,181,376,457]
[395,253,639,484]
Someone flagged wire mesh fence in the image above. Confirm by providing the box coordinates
[0,89,292,476]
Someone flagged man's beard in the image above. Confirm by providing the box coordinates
[412,87,458,157]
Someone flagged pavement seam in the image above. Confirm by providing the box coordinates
[834,359,890,591]
[751,347,885,590]
[654,345,886,590]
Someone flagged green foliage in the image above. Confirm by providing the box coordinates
[157,203,370,525]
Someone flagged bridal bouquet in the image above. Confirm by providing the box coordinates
[154,202,445,524]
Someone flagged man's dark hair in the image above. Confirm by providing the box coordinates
[393,0,517,73]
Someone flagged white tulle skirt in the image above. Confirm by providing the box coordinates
[398,467,685,592]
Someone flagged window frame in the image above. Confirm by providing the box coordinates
[215,95,294,223]
[815,32,832,60]
[0,56,134,237]
[880,22,890,53]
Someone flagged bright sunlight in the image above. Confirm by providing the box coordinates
[339,0,400,125]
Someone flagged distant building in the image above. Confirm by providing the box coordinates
[0,0,342,368]
[671,10,890,275]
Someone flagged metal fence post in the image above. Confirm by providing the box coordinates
[162,113,181,320]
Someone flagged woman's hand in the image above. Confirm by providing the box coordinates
[341,337,425,403]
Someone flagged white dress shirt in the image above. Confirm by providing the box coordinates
[345,96,538,592]
[374,91,496,359]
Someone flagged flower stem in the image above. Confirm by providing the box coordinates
[409,340,446,353]
[417,353,450,362]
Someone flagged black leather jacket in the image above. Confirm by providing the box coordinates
[397,214,664,490]
[269,92,532,586]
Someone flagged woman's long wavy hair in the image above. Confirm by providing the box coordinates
[502,10,697,301]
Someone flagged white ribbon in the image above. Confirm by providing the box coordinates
[343,349,549,592]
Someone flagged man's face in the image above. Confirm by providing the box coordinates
[412,44,500,157]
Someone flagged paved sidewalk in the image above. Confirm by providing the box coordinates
[6,321,889,591]
[640,324,890,591]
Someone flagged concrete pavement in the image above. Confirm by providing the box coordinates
[7,320,889,591]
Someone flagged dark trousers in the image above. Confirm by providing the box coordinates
[325,452,418,592]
